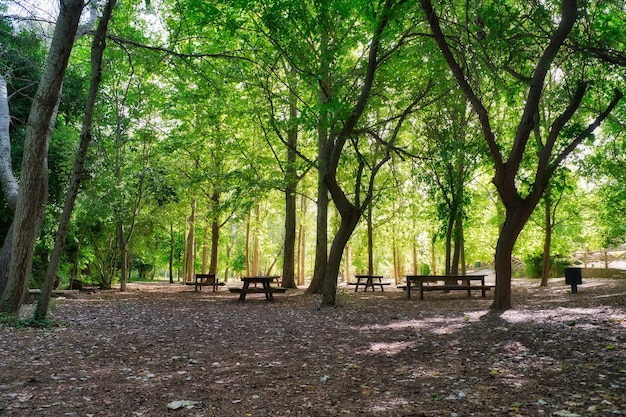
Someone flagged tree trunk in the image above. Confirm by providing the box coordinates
[367,203,374,275]
[296,194,307,286]
[209,218,219,275]
[185,200,196,283]
[492,204,535,310]
[169,222,174,284]
[322,206,360,305]
[35,0,116,321]
[119,224,127,292]
[201,226,209,273]
[307,11,330,294]
[209,191,220,275]
[245,211,250,276]
[540,191,553,287]
[283,184,297,287]
[1,0,84,315]
[252,205,260,275]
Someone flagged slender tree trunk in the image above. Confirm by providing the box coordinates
[444,214,453,275]
[343,244,351,282]
[1,0,84,315]
[540,192,553,287]
[451,213,463,275]
[169,222,174,284]
[412,240,418,275]
[307,9,330,294]
[392,236,399,284]
[35,0,116,320]
[119,224,128,292]
[201,226,209,274]
[209,191,220,275]
[185,200,196,283]
[252,205,260,275]
[367,204,374,275]
[245,211,250,276]
[297,195,307,286]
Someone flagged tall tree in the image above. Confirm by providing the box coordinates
[421,0,624,309]
[34,0,117,321]
[1,0,84,315]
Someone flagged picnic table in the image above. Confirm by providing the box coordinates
[193,273,224,292]
[347,274,390,292]
[228,276,287,301]
[405,275,493,300]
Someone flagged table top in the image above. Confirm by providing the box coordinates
[241,276,280,282]
[406,275,486,281]
[355,274,383,279]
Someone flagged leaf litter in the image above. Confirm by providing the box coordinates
[0,277,624,416]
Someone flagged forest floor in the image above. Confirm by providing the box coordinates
[0,277,625,417]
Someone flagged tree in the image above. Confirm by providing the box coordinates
[34,0,117,321]
[421,0,624,309]
[1,0,84,315]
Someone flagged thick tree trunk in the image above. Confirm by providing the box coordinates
[322,207,360,305]
[1,0,84,315]
[492,204,535,310]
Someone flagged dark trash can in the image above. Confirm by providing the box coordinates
[564,267,582,293]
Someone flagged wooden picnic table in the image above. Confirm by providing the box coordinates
[193,273,224,292]
[405,275,493,300]
[348,274,390,292]
[228,276,286,301]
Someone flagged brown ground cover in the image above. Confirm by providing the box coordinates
[0,277,625,417]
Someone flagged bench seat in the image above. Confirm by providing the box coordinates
[228,287,287,294]
[421,285,494,291]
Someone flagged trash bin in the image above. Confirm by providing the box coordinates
[564,267,582,293]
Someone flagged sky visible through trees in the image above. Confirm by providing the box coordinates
[0,0,625,315]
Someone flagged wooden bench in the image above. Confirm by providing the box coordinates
[194,273,224,292]
[406,275,494,300]
[347,282,391,291]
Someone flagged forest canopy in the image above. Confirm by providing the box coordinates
[0,0,624,313]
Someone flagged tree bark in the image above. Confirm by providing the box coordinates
[322,206,360,305]
[307,14,331,294]
[281,76,298,288]
[367,204,374,275]
[421,0,622,309]
[169,222,174,283]
[34,0,116,321]
[1,0,84,315]
[540,188,553,287]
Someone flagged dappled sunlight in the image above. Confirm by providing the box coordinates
[368,341,417,355]
[501,307,626,325]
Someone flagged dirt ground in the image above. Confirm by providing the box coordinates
[0,277,625,417]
